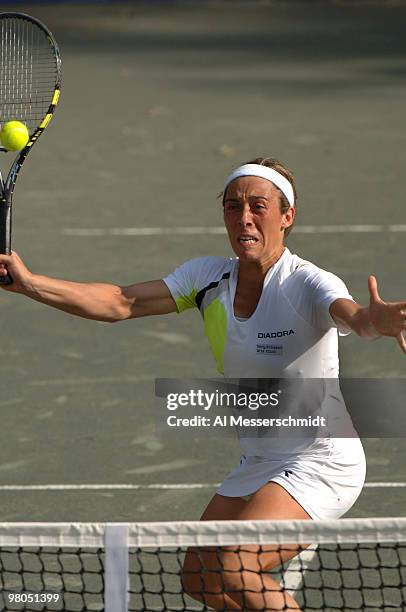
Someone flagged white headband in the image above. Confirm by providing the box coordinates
[224,164,295,206]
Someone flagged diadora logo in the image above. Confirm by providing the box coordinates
[258,330,295,338]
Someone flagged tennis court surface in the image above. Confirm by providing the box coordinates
[0,0,405,609]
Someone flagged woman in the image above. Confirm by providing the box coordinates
[1,157,405,611]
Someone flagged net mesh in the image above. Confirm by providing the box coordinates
[129,545,406,612]
[0,547,104,611]
[0,519,405,611]
[0,15,60,132]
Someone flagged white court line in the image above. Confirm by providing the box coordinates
[62,226,226,236]
[282,544,318,596]
[61,224,406,237]
[29,375,154,387]
[0,482,404,491]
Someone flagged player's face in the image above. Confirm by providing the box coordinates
[223,176,294,265]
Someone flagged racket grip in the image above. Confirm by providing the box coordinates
[0,202,13,285]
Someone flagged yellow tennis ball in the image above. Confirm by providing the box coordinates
[0,121,29,152]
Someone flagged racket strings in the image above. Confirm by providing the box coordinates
[0,17,59,132]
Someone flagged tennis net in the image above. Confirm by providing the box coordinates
[0,518,405,611]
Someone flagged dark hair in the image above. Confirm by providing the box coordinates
[223,156,297,237]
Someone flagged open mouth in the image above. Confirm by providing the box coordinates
[238,236,259,244]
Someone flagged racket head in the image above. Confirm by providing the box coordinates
[0,12,62,143]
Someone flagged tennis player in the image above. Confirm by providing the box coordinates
[0,157,405,611]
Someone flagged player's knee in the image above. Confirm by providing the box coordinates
[181,548,204,601]
[217,549,251,595]
[219,568,244,596]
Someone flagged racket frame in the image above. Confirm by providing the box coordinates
[0,12,62,283]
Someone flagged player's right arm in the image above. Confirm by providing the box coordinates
[0,251,176,322]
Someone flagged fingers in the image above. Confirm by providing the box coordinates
[368,275,381,303]
[0,253,13,277]
[0,253,15,266]
[0,252,26,290]
[393,305,406,327]
[393,304,406,322]
[0,259,10,276]
[396,332,406,355]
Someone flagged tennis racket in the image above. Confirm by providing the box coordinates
[0,12,61,285]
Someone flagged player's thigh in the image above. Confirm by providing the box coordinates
[200,481,311,522]
[200,492,248,521]
[183,495,247,566]
[182,493,247,590]
[230,481,312,570]
[184,484,312,580]
[238,481,311,520]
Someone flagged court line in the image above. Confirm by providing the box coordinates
[0,482,404,491]
[61,224,406,237]
[282,544,318,596]
[29,375,154,387]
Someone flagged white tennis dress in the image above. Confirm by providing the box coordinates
[163,248,366,519]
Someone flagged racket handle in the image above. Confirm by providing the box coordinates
[0,202,13,285]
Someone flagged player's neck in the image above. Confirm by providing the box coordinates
[238,246,285,284]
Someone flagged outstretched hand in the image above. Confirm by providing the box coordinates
[0,251,33,293]
[368,275,406,354]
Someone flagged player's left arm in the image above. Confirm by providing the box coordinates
[330,275,406,353]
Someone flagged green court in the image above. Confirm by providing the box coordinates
[0,0,405,526]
